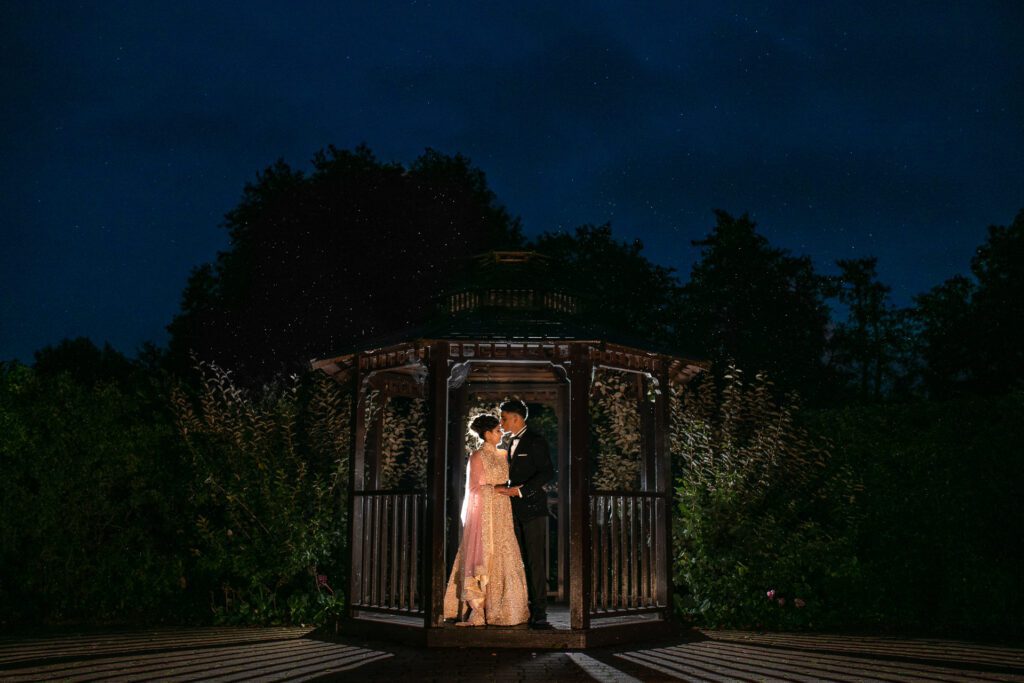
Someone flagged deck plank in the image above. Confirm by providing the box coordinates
[0,625,1020,682]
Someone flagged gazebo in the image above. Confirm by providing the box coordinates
[311,252,704,648]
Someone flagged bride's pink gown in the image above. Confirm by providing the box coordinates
[443,441,530,626]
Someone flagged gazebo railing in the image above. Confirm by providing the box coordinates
[447,288,578,314]
[589,491,666,616]
[352,491,425,616]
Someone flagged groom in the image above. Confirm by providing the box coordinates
[496,399,554,629]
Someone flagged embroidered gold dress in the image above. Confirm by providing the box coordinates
[443,441,530,626]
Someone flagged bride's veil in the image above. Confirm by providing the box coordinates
[455,440,486,585]
[459,449,473,525]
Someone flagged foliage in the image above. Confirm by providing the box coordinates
[804,392,1024,637]
[170,361,351,625]
[670,367,862,630]
[378,396,429,490]
[167,144,523,381]
[677,210,834,402]
[590,368,644,490]
[0,342,194,625]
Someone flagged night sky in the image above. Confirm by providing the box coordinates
[2,2,1022,364]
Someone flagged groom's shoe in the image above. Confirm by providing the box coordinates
[530,619,554,630]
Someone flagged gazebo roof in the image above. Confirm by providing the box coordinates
[310,250,705,373]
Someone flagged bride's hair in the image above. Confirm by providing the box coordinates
[469,414,500,440]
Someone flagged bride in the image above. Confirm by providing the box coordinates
[443,414,530,626]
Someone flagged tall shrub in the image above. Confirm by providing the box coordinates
[171,362,350,624]
[805,392,1024,637]
[670,367,862,629]
[0,359,191,624]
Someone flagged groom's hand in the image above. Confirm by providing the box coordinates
[495,485,522,497]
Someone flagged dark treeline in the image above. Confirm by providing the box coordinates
[1,145,1021,636]
[166,143,1024,404]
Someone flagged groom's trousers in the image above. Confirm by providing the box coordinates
[512,513,548,621]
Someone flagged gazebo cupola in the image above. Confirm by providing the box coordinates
[312,250,704,648]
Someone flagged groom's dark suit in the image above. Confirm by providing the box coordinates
[505,426,554,623]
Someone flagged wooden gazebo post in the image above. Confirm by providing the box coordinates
[567,343,593,631]
[347,352,366,617]
[654,366,672,614]
[425,341,449,627]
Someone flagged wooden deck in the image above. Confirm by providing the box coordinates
[616,630,1024,682]
[0,625,1021,681]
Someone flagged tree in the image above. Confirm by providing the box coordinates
[914,209,1024,397]
[829,258,913,401]
[677,210,832,401]
[966,209,1024,392]
[168,145,523,380]
[531,224,681,346]
[32,336,135,386]
[912,275,975,397]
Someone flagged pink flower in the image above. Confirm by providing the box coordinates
[777,597,786,606]
[766,589,776,599]
[794,598,806,608]
[316,574,329,587]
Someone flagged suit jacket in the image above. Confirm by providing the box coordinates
[506,427,554,521]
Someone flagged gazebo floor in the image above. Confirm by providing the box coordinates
[331,604,674,649]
